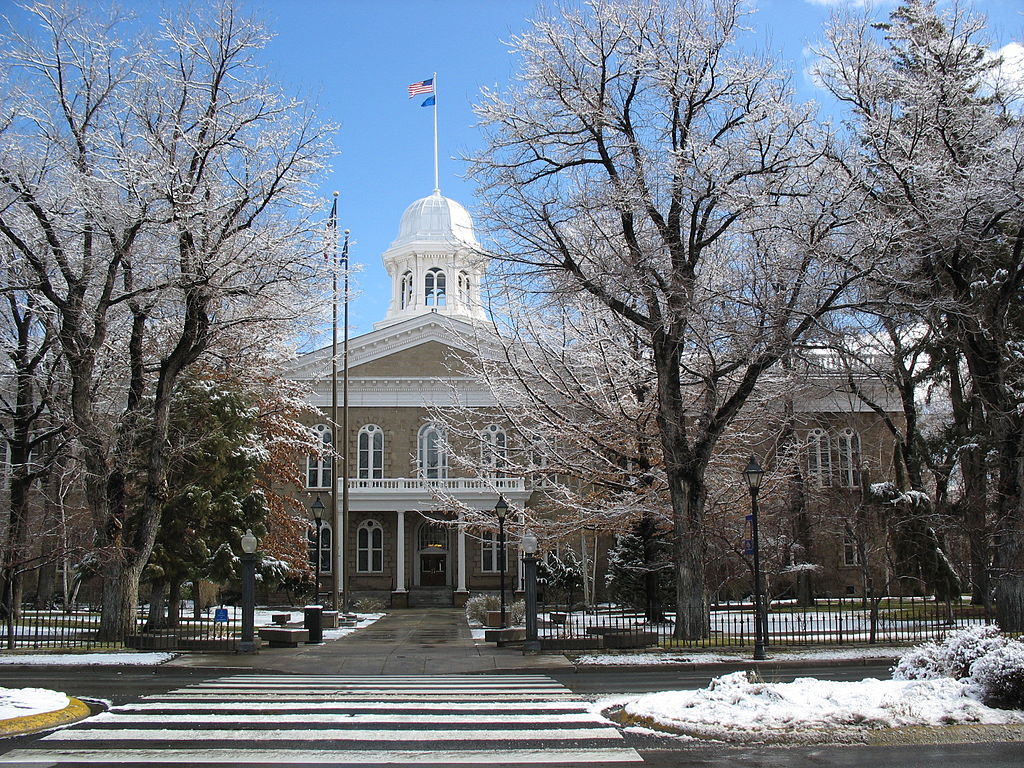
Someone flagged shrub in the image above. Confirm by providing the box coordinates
[352,597,386,613]
[892,625,1007,680]
[464,593,526,625]
[969,639,1024,710]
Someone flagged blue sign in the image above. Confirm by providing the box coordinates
[214,608,229,623]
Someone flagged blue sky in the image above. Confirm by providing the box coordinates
[4,1,1023,337]
[251,0,1022,336]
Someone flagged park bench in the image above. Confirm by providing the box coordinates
[258,627,309,647]
[271,613,291,626]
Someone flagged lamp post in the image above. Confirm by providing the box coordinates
[311,495,325,605]
[521,530,539,652]
[495,495,509,629]
[744,456,767,660]
[239,529,258,653]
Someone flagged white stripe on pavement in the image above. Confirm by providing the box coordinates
[0,747,645,764]
[47,727,622,742]
[94,712,599,725]
[115,700,583,712]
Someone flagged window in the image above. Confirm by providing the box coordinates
[357,424,384,479]
[418,424,447,479]
[308,521,332,573]
[425,268,446,306]
[307,424,332,488]
[806,429,832,487]
[837,428,861,488]
[356,520,384,573]
[480,424,507,477]
[418,523,448,551]
[481,530,507,573]
[530,450,553,488]
[458,271,470,305]
[843,526,861,567]
[400,270,413,309]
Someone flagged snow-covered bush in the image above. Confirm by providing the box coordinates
[352,597,386,612]
[893,625,1007,680]
[969,640,1024,710]
[464,594,525,625]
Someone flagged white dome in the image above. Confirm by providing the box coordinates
[390,189,479,250]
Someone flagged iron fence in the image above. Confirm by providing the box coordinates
[536,595,992,649]
[0,604,246,652]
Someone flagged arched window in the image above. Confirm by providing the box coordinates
[400,270,413,309]
[306,424,332,488]
[418,523,448,551]
[480,424,507,478]
[356,520,384,573]
[836,428,861,488]
[806,428,831,487]
[307,521,332,573]
[480,530,506,573]
[458,271,470,305]
[418,424,447,479]
[358,424,384,480]
[425,268,446,307]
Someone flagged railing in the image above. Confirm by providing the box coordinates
[349,477,525,492]
[0,604,246,652]
[536,595,991,649]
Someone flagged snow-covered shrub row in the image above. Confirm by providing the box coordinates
[970,642,1024,710]
[893,625,1024,709]
[464,594,526,625]
[893,625,1007,680]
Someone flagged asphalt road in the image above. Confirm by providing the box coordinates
[0,664,1018,767]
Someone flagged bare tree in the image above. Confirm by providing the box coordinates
[814,0,1024,629]
[468,0,862,638]
[0,1,332,639]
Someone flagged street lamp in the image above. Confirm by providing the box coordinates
[311,494,326,604]
[239,529,258,653]
[495,495,509,629]
[521,530,539,652]
[744,456,767,660]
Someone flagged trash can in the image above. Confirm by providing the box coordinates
[303,605,323,644]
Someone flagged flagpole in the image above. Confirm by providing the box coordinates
[432,71,439,192]
[329,192,339,613]
[341,227,351,614]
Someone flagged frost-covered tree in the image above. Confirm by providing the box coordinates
[0,1,332,639]
[469,0,862,638]
[814,0,1024,628]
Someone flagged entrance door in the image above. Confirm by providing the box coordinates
[420,553,447,586]
[416,522,449,587]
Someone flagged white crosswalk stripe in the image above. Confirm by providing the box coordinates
[1,674,644,766]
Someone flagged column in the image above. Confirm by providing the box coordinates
[395,510,407,592]
[456,509,468,593]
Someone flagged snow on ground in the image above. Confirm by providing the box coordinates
[0,652,176,666]
[323,613,384,640]
[0,687,69,719]
[606,670,1024,740]
[576,646,908,665]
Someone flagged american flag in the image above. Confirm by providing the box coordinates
[408,78,434,98]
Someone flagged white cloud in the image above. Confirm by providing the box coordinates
[989,42,1024,90]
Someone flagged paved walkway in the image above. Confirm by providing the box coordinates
[165,608,572,675]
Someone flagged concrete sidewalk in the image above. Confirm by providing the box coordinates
[164,608,573,675]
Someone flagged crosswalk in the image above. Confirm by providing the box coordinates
[1,674,643,766]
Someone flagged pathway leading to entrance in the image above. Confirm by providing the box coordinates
[167,609,571,675]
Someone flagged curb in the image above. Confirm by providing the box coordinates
[606,706,1024,746]
[572,655,901,672]
[0,697,92,738]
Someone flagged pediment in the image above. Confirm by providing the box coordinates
[288,314,493,382]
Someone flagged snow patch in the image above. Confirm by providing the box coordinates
[0,653,176,666]
[0,687,69,719]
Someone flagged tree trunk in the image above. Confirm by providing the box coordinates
[670,474,709,640]
[97,558,144,641]
[167,580,182,628]
[144,579,167,631]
